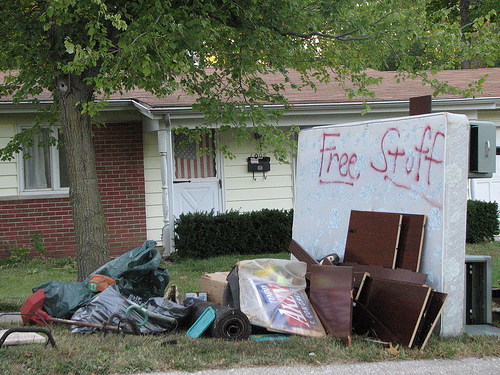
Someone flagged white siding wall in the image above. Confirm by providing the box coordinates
[221,130,294,212]
[143,131,164,244]
[0,121,19,198]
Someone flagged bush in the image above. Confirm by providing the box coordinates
[173,209,293,259]
[466,200,500,243]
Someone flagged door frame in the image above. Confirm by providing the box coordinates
[159,122,225,254]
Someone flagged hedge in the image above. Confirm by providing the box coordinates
[466,200,500,243]
[173,201,499,258]
[173,209,293,259]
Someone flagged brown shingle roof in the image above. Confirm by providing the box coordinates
[1,68,499,108]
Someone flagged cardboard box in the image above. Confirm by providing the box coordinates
[200,272,229,305]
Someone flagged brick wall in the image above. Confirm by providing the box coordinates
[0,122,147,259]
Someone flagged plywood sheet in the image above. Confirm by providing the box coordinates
[396,214,426,272]
[309,265,353,345]
[343,211,402,268]
[356,276,432,348]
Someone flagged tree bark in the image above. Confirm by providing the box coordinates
[55,73,110,281]
[460,0,471,69]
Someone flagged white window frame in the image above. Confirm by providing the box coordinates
[18,125,69,198]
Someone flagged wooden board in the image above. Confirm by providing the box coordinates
[309,265,353,345]
[341,262,428,286]
[288,239,320,277]
[414,291,448,349]
[343,211,402,268]
[356,276,432,348]
[396,214,426,272]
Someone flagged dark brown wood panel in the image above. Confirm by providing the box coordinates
[353,301,401,345]
[309,265,354,345]
[356,276,432,348]
[396,214,426,272]
[343,211,402,268]
[414,291,448,349]
[288,239,320,277]
[341,262,428,286]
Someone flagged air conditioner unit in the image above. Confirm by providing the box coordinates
[469,121,496,178]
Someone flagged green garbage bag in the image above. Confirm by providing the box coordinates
[32,280,94,319]
[33,240,169,319]
[84,240,170,299]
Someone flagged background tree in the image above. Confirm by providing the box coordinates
[0,0,498,280]
[425,0,500,69]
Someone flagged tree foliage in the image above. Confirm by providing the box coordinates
[1,1,498,145]
[424,0,500,69]
[0,0,499,278]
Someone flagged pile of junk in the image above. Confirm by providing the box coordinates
[15,210,448,349]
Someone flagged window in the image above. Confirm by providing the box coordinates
[20,127,69,195]
[174,132,216,179]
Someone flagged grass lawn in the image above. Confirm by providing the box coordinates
[0,244,499,375]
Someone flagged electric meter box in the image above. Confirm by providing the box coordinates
[469,120,496,178]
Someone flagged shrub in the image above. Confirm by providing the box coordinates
[466,200,500,243]
[173,209,293,259]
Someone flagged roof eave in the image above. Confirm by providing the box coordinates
[0,96,498,118]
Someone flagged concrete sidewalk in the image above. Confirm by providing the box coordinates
[134,357,500,375]
[0,312,23,324]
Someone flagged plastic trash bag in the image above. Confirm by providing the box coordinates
[84,240,170,299]
[70,285,190,334]
[32,280,94,319]
[237,258,325,337]
[32,240,170,319]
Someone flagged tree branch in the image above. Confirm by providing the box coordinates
[272,28,372,41]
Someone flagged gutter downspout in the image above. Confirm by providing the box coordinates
[158,115,175,255]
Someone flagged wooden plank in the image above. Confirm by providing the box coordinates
[396,214,426,272]
[352,271,368,291]
[288,239,320,277]
[414,291,448,349]
[309,265,354,345]
[341,262,428,286]
[343,211,402,268]
[356,276,432,348]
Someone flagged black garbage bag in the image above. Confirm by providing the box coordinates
[71,285,190,334]
[223,265,240,309]
[84,240,170,299]
[32,280,94,319]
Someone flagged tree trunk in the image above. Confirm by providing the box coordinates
[55,73,110,281]
[460,0,471,69]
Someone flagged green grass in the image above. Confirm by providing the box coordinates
[0,324,499,375]
[0,258,77,311]
[0,246,499,375]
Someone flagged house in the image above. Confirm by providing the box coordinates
[1,68,500,258]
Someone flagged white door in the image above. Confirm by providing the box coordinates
[173,178,220,216]
[172,132,222,217]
